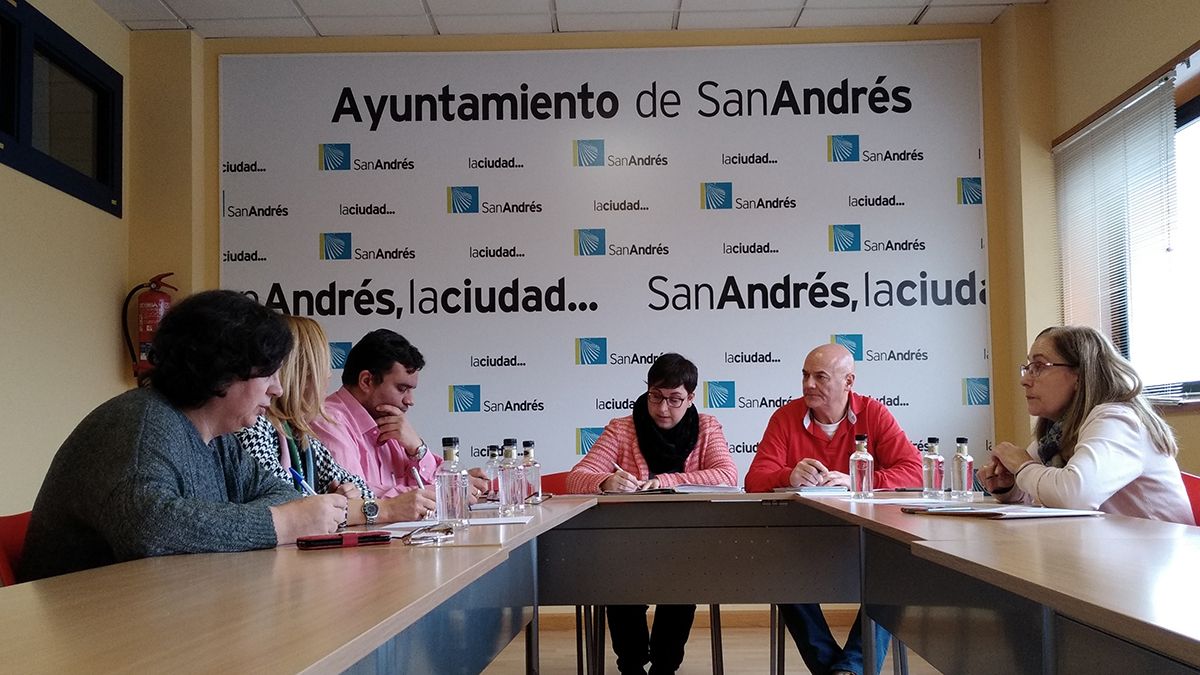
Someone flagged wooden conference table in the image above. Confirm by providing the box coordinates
[1,492,1198,673]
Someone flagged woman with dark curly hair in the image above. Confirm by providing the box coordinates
[19,290,347,582]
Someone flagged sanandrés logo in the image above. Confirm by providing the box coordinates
[449,383,544,413]
[829,224,925,253]
[319,143,350,171]
[705,381,736,408]
[829,224,861,252]
[832,334,864,361]
[958,177,983,205]
[701,182,732,210]
[574,139,604,167]
[963,377,991,405]
[576,337,608,365]
[577,427,604,454]
[222,191,288,218]
[447,185,542,214]
[320,232,352,260]
[320,232,415,261]
[329,342,351,369]
[450,384,481,412]
[827,134,859,162]
[575,229,606,256]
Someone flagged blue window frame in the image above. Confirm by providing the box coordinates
[0,0,122,216]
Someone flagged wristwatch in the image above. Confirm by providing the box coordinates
[362,498,379,525]
[409,441,428,461]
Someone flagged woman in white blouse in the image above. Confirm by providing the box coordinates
[979,326,1193,524]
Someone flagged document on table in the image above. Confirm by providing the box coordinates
[773,486,849,495]
[603,484,743,495]
[381,515,534,531]
[907,504,1103,519]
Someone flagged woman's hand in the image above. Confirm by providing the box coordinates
[601,467,639,492]
[990,441,1032,473]
[978,454,1016,494]
[329,481,361,500]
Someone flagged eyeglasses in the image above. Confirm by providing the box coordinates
[1019,361,1073,378]
[648,392,688,408]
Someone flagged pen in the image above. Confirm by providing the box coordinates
[612,461,627,475]
[410,466,426,488]
[288,467,318,496]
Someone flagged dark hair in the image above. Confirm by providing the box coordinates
[341,329,425,387]
[146,290,292,409]
[646,352,698,393]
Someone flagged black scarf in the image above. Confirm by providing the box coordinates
[1037,420,1065,467]
[632,392,700,475]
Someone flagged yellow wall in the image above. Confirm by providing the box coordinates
[0,0,129,514]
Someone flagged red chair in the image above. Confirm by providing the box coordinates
[0,511,32,587]
[1181,472,1200,526]
[540,470,571,496]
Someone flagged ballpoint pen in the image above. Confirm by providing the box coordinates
[411,466,426,488]
[288,467,318,496]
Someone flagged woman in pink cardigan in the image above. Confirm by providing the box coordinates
[566,353,738,675]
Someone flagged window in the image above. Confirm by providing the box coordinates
[0,0,122,216]
[1054,69,1200,402]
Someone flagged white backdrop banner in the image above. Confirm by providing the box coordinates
[219,41,993,478]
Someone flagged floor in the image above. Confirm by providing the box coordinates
[484,608,942,674]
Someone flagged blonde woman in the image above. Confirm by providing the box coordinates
[238,315,435,525]
[980,326,1193,524]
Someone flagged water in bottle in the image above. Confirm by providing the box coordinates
[483,445,501,497]
[498,439,525,516]
[951,436,974,501]
[522,440,542,504]
[849,434,874,499]
[921,437,945,499]
[434,437,469,528]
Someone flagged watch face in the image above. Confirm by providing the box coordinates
[363,501,380,519]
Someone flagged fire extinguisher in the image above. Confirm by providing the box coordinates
[122,273,178,379]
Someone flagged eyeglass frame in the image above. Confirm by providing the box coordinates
[1019,361,1074,378]
[647,391,690,408]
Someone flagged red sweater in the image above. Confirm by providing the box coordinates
[744,392,922,493]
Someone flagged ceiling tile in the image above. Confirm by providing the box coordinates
[163,0,300,20]
[920,5,1006,24]
[805,0,923,7]
[92,0,178,21]
[433,13,553,34]
[557,11,675,32]
[427,0,548,15]
[124,19,190,30]
[797,7,921,27]
[678,10,798,29]
[297,0,427,17]
[310,15,434,35]
[682,0,800,10]
[189,17,315,37]
[558,0,676,11]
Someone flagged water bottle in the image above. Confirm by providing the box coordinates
[483,445,501,497]
[498,439,525,516]
[434,437,469,528]
[849,433,874,499]
[522,440,542,503]
[921,437,945,499]
[951,436,974,501]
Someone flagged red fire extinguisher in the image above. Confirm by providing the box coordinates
[122,273,178,378]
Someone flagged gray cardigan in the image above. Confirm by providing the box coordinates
[19,388,296,581]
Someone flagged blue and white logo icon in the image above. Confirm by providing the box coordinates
[827,135,860,162]
[319,143,350,171]
[704,381,736,409]
[575,337,608,365]
[320,232,352,260]
[450,384,481,412]
[574,139,604,167]
[962,378,991,405]
[574,229,606,256]
[577,427,604,454]
[329,342,352,369]
[829,224,861,252]
[448,186,479,213]
[832,334,864,361]
[701,182,732,210]
[957,177,983,205]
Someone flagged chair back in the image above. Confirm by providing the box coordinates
[540,471,571,496]
[0,511,32,587]
[1181,472,1200,526]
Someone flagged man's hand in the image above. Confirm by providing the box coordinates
[374,403,422,451]
[381,487,436,522]
[329,481,362,499]
[789,458,830,487]
[819,471,851,488]
[270,494,349,544]
[465,468,489,504]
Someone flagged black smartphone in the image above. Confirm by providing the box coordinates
[297,530,393,550]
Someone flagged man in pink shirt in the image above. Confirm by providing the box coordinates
[311,329,450,516]
[746,343,921,675]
